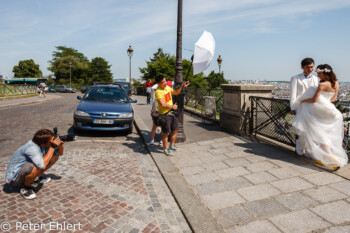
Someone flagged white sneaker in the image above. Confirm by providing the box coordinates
[20,187,36,200]
[149,140,154,146]
[159,140,163,145]
[33,176,51,184]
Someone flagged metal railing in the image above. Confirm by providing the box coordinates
[249,96,296,147]
[249,96,350,157]
[184,88,223,118]
[0,84,37,97]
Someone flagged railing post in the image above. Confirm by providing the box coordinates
[220,85,274,134]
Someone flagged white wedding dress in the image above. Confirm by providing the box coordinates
[291,86,348,167]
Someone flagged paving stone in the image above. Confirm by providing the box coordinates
[212,205,254,227]
[310,200,350,224]
[328,180,350,195]
[197,140,216,145]
[185,172,221,186]
[227,220,282,233]
[270,209,331,233]
[215,166,251,179]
[244,171,278,184]
[275,192,318,210]
[208,147,232,155]
[214,137,233,143]
[220,176,252,191]
[323,225,350,233]
[269,156,304,167]
[245,161,279,173]
[271,177,313,193]
[290,164,322,174]
[224,157,251,167]
[202,161,229,171]
[202,191,245,210]
[211,141,234,149]
[224,151,246,158]
[193,181,226,196]
[237,184,280,201]
[244,198,288,218]
[303,186,347,203]
[179,166,205,176]
[302,172,344,185]
[268,167,301,179]
[243,154,268,163]
[198,153,229,164]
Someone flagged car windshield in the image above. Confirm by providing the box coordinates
[83,87,128,102]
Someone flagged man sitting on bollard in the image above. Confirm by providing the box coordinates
[5,129,64,199]
[155,74,190,156]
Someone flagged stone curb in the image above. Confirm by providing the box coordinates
[133,113,224,233]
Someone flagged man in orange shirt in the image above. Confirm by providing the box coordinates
[155,75,190,156]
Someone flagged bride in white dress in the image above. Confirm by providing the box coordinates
[291,64,348,169]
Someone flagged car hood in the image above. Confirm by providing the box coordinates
[77,100,132,113]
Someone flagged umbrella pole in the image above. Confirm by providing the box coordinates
[184,55,194,81]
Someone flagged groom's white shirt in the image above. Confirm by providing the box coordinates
[290,73,319,111]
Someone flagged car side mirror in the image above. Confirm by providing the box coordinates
[132,99,137,103]
[77,96,82,100]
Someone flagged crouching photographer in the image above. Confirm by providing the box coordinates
[5,129,64,200]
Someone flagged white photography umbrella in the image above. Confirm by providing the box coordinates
[193,30,215,75]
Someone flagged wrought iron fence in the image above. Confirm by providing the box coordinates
[184,88,223,118]
[0,84,37,97]
[249,96,296,147]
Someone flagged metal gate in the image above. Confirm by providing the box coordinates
[249,96,296,147]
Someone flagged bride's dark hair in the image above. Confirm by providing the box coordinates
[316,64,337,88]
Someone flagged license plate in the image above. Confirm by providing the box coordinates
[93,119,114,124]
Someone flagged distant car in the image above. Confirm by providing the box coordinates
[55,85,76,93]
[48,87,56,92]
[114,81,131,96]
[80,85,90,93]
[73,84,137,134]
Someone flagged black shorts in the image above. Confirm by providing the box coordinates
[161,114,179,134]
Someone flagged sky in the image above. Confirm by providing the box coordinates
[1,0,350,82]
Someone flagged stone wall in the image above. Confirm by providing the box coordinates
[220,85,275,134]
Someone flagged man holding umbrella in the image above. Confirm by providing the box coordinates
[155,75,190,156]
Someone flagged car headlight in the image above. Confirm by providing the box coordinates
[74,110,89,117]
[119,113,133,118]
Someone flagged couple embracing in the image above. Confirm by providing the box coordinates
[289,58,348,170]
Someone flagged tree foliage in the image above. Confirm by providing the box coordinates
[48,46,113,85]
[12,59,42,78]
[139,48,226,88]
[88,57,113,84]
[51,46,89,63]
[205,71,229,88]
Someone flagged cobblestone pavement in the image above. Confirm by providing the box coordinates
[0,94,191,233]
[171,137,350,233]
[133,95,350,233]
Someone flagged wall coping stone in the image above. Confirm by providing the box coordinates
[221,84,275,91]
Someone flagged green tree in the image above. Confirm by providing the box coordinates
[139,48,207,88]
[88,57,113,84]
[205,71,229,88]
[51,46,89,63]
[48,56,88,85]
[12,59,43,78]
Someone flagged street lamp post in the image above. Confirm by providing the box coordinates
[69,62,72,87]
[127,45,134,87]
[217,55,222,87]
[174,0,186,142]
